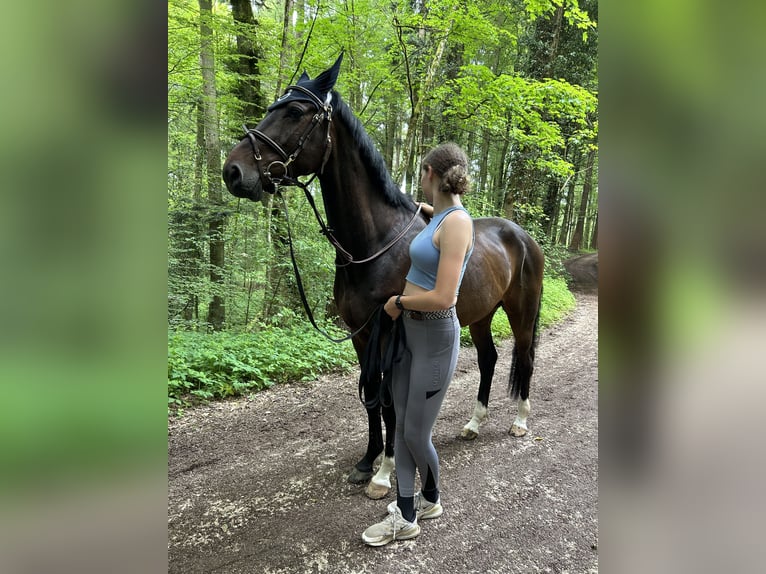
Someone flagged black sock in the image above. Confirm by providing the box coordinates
[397,494,416,522]
[421,487,439,504]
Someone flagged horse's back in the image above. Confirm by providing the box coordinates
[457,217,542,326]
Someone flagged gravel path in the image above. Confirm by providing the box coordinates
[168,292,598,574]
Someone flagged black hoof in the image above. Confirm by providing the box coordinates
[347,467,373,484]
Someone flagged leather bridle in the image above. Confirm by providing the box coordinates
[241,85,333,192]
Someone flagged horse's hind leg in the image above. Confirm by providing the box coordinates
[504,286,541,438]
[460,316,497,440]
[365,403,395,499]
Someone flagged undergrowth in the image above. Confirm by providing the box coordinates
[169,276,576,414]
[168,324,356,414]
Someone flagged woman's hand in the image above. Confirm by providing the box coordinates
[418,202,434,219]
[384,295,402,320]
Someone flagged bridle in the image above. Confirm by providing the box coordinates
[241,85,334,192]
[240,85,423,268]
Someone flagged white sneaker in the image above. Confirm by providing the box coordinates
[386,492,443,520]
[362,504,420,547]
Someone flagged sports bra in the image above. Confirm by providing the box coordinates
[405,206,474,293]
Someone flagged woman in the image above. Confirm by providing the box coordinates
[362,143,475,546]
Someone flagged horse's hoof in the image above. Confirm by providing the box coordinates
[347,468,373,484]
[460,428,479,440]
[509,424,528,437]
[365,482,390,499]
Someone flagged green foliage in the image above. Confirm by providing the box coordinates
[168,324,357,413]
[437,69,596,180]
[538,275,576,328]
[522,0,596,36]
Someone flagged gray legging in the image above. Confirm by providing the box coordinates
[393,312,460,499]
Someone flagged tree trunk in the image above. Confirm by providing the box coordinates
[399,18,452,191]
[557,148,582,245]
[590,211,598,249]
[199,0,225,330]
[179,98,207,322]
[569,148,595,252]
[259,0,301,321]
[275,0,295,97]
[546,4,565,76]
[194,98,205,203]
[542,179,559,239]
[261,197,302,320]
[384,100,397,170]
[477,133,491,200]
[230,0,266,122]
[495,118,512,212]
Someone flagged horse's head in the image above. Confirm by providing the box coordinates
[222,54,343,202]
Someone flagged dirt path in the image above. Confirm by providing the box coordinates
[168,293,598,574]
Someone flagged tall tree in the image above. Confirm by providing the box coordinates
[397,12,454,194]
[557,149,582,246]
[230,0,266,122]
[276,0,296,96]
[261,0,304,321]
[569,147,595,251]
[198,0,225,329]
[590,210,598,249]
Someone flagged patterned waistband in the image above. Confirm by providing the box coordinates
[402,306,456,321]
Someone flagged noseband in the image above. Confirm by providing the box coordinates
[241,85,333,191]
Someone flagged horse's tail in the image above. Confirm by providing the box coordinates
[509,284,542,401]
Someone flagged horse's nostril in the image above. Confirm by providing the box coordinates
[223,162,242,188]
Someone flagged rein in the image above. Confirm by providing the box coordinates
[299,186,422,266]
[276,191,378,344]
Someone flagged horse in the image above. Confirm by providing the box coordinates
[222,55,544,499]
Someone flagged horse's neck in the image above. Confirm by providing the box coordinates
[317,142,395,251]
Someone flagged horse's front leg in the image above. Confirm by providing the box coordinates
[461,321,496,440]
[347,404,383,484]
[365,403,395,499]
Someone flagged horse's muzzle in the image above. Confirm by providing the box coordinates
[222,160,266,201]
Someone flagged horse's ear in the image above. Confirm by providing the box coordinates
[313,52,343,96]
[297,70,310,84]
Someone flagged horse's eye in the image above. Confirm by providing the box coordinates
[286,106,303,119]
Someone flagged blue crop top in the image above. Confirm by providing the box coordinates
[405,206,474,293]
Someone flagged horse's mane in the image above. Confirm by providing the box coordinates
[331,92,410,208]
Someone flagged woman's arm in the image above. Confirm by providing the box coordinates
[384,210,473,315]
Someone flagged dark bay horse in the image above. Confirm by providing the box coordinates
[222,56,544,499]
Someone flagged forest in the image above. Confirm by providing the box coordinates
[168,0,598,408]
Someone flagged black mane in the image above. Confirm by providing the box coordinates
[331,92,411,208]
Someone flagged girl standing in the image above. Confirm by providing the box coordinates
[362,143,475,546]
